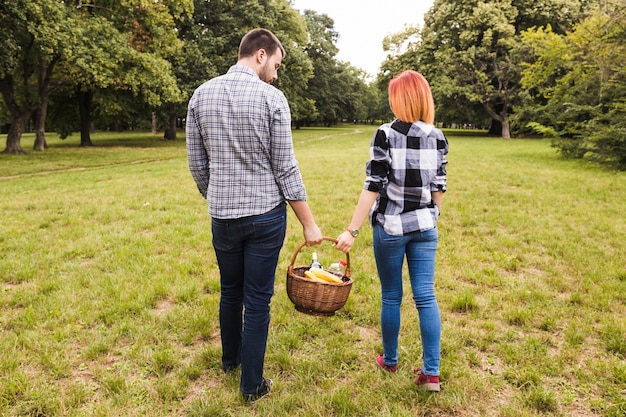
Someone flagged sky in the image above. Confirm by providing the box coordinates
[291,0,435,77]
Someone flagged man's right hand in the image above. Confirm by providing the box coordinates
[303,224,323,246]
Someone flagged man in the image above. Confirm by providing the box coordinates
[186,28,323,402]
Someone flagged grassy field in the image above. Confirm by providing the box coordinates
[0,127,624,417]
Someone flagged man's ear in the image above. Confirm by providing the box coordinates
[256,48,266,63]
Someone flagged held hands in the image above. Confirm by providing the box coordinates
[334,231,354,254]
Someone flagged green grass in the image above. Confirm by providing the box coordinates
[1,127,625,416]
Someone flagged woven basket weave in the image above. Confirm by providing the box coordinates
[286,237,353,316]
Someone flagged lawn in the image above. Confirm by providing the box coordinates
[0,127,624,416]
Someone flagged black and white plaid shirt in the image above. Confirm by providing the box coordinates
[365,119,448,235]
[186,65,307,219]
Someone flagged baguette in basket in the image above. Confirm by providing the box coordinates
[304,269,343,284]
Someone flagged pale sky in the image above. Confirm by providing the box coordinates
[291,0,435,77]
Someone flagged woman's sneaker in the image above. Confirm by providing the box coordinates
[413,369,440,392]
[375,354,398,373]
[242,378,273,402]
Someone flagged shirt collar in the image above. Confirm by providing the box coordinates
[227,64,259,80]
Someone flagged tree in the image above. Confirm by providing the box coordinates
[422,0,520,138]
[0,0,69,153]
[64,0,191,146]
[299,10,340,126]
[379,22,489,128]
[379,26,429,123]
[0,0,191,151]
[157,0,313,136]
[269,1,315,124]
[520,2,626,168]
[157,0,223,141]
[299,10,375,126]
[392,0,596,138]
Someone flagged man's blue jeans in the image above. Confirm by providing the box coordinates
[373,224,441,376]
[211,203,286,394]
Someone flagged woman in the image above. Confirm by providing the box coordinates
[335,70,448,392]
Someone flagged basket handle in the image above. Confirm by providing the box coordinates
[288,236,351,278]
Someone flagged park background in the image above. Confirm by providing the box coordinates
[1,0,625,416]
[1,0,625,168]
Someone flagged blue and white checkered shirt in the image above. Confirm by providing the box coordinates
[186,65,307,219]
[365,119,448,235]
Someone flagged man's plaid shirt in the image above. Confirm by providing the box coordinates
[186,65,307,219]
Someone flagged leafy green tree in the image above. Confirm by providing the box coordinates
[336,65,377,123]
[520,3,626,168]
[0,0,191,151]
[0,0,69,153]
[300,10,340,126]
[61,0,191,146]
[379,25,422,83]
[158,0,245,141]
[378,20,489,129]
[157,0,313,137]
[273,4,316,126]
[386,0,595,138]
[299,10,375,126]
[362,81,385,125]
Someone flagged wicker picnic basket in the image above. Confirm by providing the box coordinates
[286,237,353,316]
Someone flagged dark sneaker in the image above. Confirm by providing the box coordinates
[375,354,398,373]
[242,378,273,402]
[413,368,440,392]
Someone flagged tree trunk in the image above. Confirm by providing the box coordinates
[163,104,177,140]
[0,75,29,154]
[33,104,48,151]
[151,112,158,135]
[33,58,57,151]
[78,89,94,147]
[2,113,29,154]
[483,102,511,139]
[501,119,511,139]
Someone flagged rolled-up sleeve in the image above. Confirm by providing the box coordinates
[364,127,390,192]
[269,93,307,201]
[430,132,448,192]
[186,98,210,199]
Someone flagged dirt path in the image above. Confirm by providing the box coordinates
[0,158,171,181]
[295,128,363,144]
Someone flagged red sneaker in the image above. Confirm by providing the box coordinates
[413,368,440,392]
[375,354,398,373]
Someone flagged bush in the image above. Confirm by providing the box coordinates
[584,102,626,169]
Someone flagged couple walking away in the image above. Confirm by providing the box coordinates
[186,28,448,402]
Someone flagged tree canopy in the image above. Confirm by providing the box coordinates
[519,2,626,168]
[1,0,377,153]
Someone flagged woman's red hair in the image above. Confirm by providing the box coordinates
[388,70,435,124]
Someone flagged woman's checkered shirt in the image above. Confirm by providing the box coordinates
[365,119,448,236]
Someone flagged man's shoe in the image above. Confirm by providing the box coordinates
[413,368,440,392]
[242,378,273,402]
[375,354,398,373]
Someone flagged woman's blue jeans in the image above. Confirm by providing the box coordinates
[211,203,286,394]
[373,224,441,376]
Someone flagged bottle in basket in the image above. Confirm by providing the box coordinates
[310,252,323,270]
[327,260,347,276]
